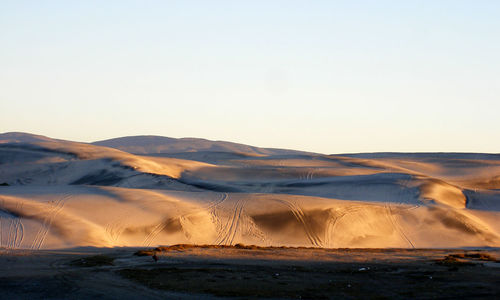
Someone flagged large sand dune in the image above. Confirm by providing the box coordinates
[0,132,499,249]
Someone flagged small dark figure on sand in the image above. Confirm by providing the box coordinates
[152,252,159,262]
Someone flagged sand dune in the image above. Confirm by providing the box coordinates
[92,135,310,156]
[0,132,499,249]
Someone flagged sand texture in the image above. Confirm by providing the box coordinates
[1,132,500,249]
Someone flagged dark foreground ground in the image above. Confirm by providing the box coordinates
[1,245,499,299]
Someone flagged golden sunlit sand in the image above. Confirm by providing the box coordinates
[1,132,500,250]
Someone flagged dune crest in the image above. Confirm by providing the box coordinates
[419,178,467,208]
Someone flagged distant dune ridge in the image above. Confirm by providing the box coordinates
[0,132,499,249]
[92,135,310,156]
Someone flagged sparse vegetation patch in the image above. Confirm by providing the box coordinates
[435,252,498,267]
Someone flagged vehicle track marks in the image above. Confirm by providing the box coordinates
[306,169,316,180]
[143,193,230,247]
[220,199,245,245]
[324,206,365,248]
[31,195,71,250]
[0,199,25,249]
[142,218,167,247]
[105,211,133,245]
[385,204,415,248]
[214,195,247,245]
[275,198,322,247]
[211,193,230,245]
[207,192,228,211]
[11,202,24,249]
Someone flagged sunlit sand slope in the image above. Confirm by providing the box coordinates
[0,133,211,189]
[0,132,499,249]
[0,186,498,249]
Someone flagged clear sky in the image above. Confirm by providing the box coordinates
[1,1,499,154]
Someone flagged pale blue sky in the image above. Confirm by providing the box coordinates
[1,1,499,153]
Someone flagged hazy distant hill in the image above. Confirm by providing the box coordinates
[92,135,312,156]
[343,152,500,160]
[0,132,63,144]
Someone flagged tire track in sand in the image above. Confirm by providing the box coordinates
[0,198,5,248]
[6,212,14,249]
[142,221,166,247]
[215,198,245,246]
[31,195,71,250]
[143,192,229,247]
[306,169,316,180]
[274,198,323,247]
[385,203,415,248]
[323,206,365,248]
[0,198,25,249]
[10,202,24,249]
[105,210,133,245]
[210,193,229,244]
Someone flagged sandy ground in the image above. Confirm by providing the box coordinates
[1,246,499,299]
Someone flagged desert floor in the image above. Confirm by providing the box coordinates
[1,246,499,299]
